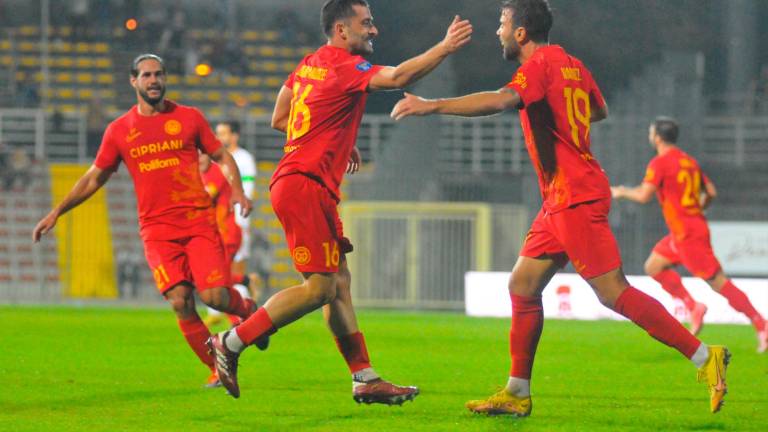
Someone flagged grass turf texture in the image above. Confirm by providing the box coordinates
[1,307,767,431]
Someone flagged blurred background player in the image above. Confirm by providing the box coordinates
[32,54,259,388]
[612,116,768,352]
[204,120,260,327]
[391,0,729,416]
[207,0,473,403]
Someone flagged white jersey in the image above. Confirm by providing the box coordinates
[230,146,257,262]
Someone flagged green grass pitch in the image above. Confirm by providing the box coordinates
[1,306,767,431]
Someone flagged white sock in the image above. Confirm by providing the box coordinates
[690,343,709,368]
[352,367,380,388]
[223,329,245,353]
[505,376,531,397]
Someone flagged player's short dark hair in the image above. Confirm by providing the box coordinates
[501,0,553,43]
[218,120,241,135]
[130,53,166,77]
[321,0,369,38]
[652,116,679,143]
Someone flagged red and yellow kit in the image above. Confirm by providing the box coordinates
[95,100,230,292]
[507,45,619,279]
[201,162,242,261]
[643,147,721,278]
[270,45,380,273]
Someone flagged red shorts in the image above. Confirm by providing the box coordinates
[143,228,231,294]
[520,199,622,279]
[271,174,353,273]
[652,233,721,279]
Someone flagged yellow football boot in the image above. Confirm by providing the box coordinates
[466,389,532,417]
[696,345,731,413]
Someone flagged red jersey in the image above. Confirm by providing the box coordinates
[506,45,610,213]
[270,45,383,201]
[95,100,221,241]
[643,147,710,240]
[201,162,241,248]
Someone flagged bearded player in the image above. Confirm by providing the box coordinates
[391,0,729,416]
[612,117,767,352]
[207,0,473,404]
[33,54,261,387]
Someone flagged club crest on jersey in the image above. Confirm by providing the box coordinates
[356,61,372,72]
[164,119,182,136]
[292,246,311,266]
[512,72,527,89]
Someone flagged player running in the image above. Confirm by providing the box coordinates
[33,54,262,388]
[204,120,258,328]
[611,116,768,351]
[207,0,472,404]
[391,0,729,416]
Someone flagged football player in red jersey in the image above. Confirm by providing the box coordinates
[612,117,767,351]
[391,0,729,416]
[33,54,263,387]
[207,0,472,404]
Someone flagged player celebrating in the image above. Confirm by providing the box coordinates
[207,0,473,403]
[33,54,260,387]
[612,117,768,351]
[391,0,729,416]
[204,120,258,327]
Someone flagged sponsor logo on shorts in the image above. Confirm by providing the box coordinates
[292,246,311,266]
[164,119,182,136]
[206,269,224,284]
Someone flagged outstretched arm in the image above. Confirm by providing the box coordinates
[210,146,252,217]
[367,15,472,92]
[32,165,113,242]
[391,87,521,120]
[611,182,656,204]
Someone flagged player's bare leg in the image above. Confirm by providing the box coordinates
[705,270,768,353]
[588,267,730,412]
[467,255,559,416]
[208,273,337,398]
[645,252,707,334]
[324,259,419,405]
[164,283,218,386]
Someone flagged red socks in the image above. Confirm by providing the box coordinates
[720,280,766,330]
[335,332,372,373]
[235,307,276,345]
[177,316,215,370]
[509,294,544,379]
[652,269,697,310]
[227,287,255,320]
[614,287,701,358]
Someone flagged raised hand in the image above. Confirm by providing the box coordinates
[32,211,59,243]
[347,146,361,174]
[440,15,473,54]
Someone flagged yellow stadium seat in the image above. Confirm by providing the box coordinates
[258,161,276,172]
[167,76,180,85]
[225,76,241,86]
[263,31,278,41]
[187,91,204,101]
[265,77,282,88]
[282,62,295,72]
[0,55,11,66]
[184,76,202,86]
[275,248,290,259]
[78,89,94,99]
[20,56,40,67]
[54,42,73,53]
[0,40,10,50]
[253,219,266,229]
[249,107,267,116]
[57,57,75,68]
[241,31,259,41]
[96,74,113,84]
[19,26,39,37]
[243,46,257,56]
[101,89,116,98]
[247,92,264,103]
[271,262,291,274]
[269,219,283,230]
[75,43,89,53]
[92,43,109,53]
[57,89,75,99]
[94,58,111,68]
[205,91,221,102]
[167,90,181,100]
[76,58,93,68]
[262,62,279,72]
[279,47,294,57]
[33,72,43,82]
[244,77,261,87]
[59,27,72,37]
[57,104,77,113]
[260,204,274,215]
[76,73,93,84]
[56,72,72,83]
[15,71,25,81]
[259,46,276,57]
[18,41,37,52]
[209,107,223,117]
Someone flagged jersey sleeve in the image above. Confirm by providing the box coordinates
[192,108,222,155]
[93,122,122,172]
[643,158,663,188]
[504,59,547,107]
[336,56,384,93]
[284,70,296,89]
